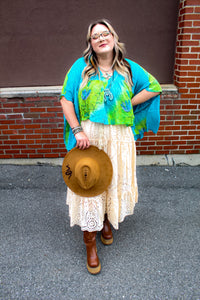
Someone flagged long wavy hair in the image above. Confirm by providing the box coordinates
[81,19,133,88]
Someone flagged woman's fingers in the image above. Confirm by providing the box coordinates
[75,132,90,150]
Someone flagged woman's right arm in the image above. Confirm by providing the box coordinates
[60,96,90,150]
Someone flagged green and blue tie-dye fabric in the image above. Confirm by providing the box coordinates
[78,74,134,126]
[61,57,162,151]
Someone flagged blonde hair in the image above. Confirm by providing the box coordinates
[81,19,133,88]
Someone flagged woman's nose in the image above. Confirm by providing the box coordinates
[99,34,105,41]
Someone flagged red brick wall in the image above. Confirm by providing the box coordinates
[0,0,200,159]
[0,96,66,159]
[0,87,198,159]
[137,0,200,155]
[136,90,182,155]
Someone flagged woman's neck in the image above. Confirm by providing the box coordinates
[97,54,114,70]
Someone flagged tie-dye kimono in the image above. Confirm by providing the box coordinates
[61,57,162,151]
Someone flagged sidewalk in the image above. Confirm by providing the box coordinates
[0,164,200,300]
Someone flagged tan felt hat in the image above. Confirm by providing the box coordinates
[62,146,113,197]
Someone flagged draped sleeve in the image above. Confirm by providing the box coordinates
[60,57,86,151]
[126,59,162,140]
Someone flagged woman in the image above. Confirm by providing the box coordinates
[60,19,162,274]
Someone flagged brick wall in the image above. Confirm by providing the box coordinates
[0,94,66,159]
[136,88,182,155]
[0,85,197,159]
[137,0,200,155]
[0,0,200,159]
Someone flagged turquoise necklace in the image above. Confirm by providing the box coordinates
[98,66,115,103]
[104,79,114,102]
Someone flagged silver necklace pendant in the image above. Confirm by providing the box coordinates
[104,88,113,103]
[104,72,112,79]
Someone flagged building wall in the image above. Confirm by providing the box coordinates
[137,0,200,156]
[0,0,179,87]
[0,87,178,159]
[0,93,66,159]
[0,0,200,159]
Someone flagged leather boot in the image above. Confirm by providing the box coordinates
[101,214,113,245]
[83,231,101,274]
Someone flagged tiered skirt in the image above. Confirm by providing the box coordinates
[66,120,138,232]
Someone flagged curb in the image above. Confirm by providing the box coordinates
[0,154,199,166]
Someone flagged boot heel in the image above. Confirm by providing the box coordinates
[101,214,113,245]
[87,262,101,275]
[101,234,113,245]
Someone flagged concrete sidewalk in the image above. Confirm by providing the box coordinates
[0,164,200,300]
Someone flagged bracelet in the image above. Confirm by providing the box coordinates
[72,125,83,135]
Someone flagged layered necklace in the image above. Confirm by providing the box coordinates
[98,64,114,102]
[98,65,113,79]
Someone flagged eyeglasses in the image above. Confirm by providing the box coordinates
[91,30,111,40]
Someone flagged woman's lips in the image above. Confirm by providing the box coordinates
[99,43,107,47]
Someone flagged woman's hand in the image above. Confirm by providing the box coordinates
[60,97,90,150]
[75,131,90,150]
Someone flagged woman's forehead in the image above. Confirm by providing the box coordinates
[91,24,108,34]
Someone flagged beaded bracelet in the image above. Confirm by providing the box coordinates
[72,125,83,135]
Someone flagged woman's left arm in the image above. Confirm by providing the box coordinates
[131,89,160,107]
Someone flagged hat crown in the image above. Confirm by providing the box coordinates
[75,157,100,190]
[62,146,113,197]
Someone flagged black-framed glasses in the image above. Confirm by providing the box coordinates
[91,30,111,40]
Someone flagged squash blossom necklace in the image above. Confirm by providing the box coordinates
[98,65,115,103]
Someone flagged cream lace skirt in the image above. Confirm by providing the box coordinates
[66,120,138,232]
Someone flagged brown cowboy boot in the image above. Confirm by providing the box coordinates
[101,214,113,245]
[83,231,101,274]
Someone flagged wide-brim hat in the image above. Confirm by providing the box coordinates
[62,146,113,197]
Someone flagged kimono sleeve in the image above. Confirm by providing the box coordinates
[126,59,162,140]
[60,58,84,102]
[127,59,162,95]
[60,58,85,151]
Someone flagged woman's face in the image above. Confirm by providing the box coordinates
[90,24,115,57]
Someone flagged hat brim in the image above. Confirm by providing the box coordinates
[62,146,113,197]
